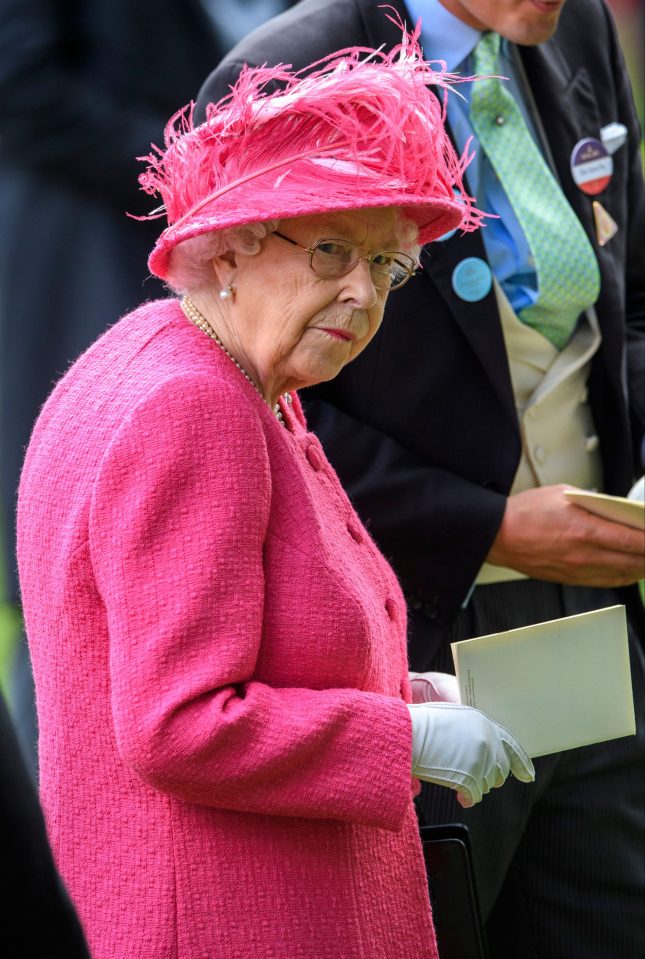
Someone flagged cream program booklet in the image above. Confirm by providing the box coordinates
[563,489,644,531]
[451,605,635,759]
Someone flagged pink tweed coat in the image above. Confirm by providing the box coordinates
[17,299,438,959]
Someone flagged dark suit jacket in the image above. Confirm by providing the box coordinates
[196,0,645,667]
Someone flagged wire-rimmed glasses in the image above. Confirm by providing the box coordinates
[273,232,417,291]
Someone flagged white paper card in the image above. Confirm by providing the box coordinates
[451,605,635,759]
[564,488,644,531]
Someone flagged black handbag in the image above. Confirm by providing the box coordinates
[420,823,488,959]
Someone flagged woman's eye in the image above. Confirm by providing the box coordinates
[371,253,394,268]
[317,241,351,257]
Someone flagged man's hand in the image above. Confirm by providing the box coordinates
[487,485,645,587]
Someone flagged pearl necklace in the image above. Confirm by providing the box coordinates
[181,296,285,424]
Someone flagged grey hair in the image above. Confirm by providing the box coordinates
[164,212,421,295]
[164,220,279,294]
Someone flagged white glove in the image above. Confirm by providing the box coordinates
[408,671,460,704]
[408,702,535,808]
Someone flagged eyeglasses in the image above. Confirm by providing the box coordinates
[272,232,417,291]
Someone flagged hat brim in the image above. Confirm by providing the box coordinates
[148,187,465,281]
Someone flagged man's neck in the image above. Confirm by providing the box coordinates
[435,0,488,31]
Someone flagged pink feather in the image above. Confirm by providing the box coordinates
[139,20,485,277]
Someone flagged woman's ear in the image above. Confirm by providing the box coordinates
[210,251,237,292]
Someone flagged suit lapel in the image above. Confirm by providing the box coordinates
[520,41,601,255]
[420,231,516,419]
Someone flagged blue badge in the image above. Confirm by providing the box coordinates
[452,257,492,302]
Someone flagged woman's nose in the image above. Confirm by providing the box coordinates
[341,258,379,308]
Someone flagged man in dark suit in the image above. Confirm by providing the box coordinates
[196,1,645,955]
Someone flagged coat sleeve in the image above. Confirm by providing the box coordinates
[89,373,413,831]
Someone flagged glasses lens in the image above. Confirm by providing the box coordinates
[310,239,415,290]
[390,255,416,290]
[311,239,358,278]
[369,253,415,290]
[369,253,397,288]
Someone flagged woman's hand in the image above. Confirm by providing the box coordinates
[407,702,535,808]
[408,671,460,704]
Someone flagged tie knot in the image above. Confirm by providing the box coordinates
[472,31,501,78]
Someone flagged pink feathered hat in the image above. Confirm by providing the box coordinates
[140,23,482,281]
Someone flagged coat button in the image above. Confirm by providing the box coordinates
[347,520,364,543]
[385,598,397,620]
[533,444,546,465]
[585,435,599,452]
[305,444,322,471]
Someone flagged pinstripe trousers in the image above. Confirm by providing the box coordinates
[416,579,645,959]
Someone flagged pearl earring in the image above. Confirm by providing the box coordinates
[219,285,235,301]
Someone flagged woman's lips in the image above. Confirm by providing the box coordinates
[528,0,564,13]
[317,327,355,341]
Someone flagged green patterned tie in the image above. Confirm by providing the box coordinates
[470,32,600,349]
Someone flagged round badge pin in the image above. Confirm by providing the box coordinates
[452,257,492,302]
[570,137,613,195]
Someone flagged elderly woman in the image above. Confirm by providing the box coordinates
[17,33,533,959]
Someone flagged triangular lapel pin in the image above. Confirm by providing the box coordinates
[592,200,619,247]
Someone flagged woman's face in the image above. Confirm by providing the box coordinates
[213,207,407,402]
